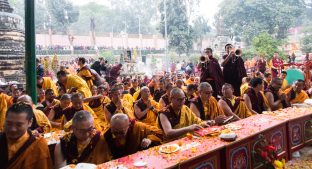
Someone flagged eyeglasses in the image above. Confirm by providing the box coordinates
[74,126,95,133]
[174,97,186,102]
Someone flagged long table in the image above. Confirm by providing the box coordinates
[97,107,312,169]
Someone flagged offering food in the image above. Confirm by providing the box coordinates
[159,144,180,154]
[224,124,242,131]
[194,126,222,136]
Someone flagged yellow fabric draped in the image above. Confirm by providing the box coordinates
[185,79,194,85]
[281,79,289,91]
[77,68,94,89]
[33,108,52,133]
[284,87,309,104]
[137,99,160,126]
[0,93,10,131]
[240,83,249,96]
[203,97,224,120]
[66,74,92,98]
[230,97,253,118]
[122,93,135,111]
[132,90,140,101]
[42,77,58,96]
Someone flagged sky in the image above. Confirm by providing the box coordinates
[71,0,222,26]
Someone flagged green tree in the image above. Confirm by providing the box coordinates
[159,0,193,55]
[251,32,283,60]
[192,16,211,49]
[215,0,305,44]
[46,0,79,34]
[301,34,312,53]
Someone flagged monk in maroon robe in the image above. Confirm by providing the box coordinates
[199,48,224,98]
[222,44,247,96]
[271,53,284,78]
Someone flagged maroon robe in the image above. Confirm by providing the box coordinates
[223,54,247,96]
[199,56,224,97]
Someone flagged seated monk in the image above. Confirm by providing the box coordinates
[190,82,226,124]
[244,78,269,114]
[285,79,309,104]
[158,88,210,141]
[184,84,197,107]
[134,87,159,126]
[57,70,92,98]
[104,87,134,123]
[37,75,58,96]
[63,93,103,132]
[116,83,135,110]
[0,103,52,169]
[48,94,71,130]
[218,83,252,119]
[104,114,162,159]
[77,57,95,89]
[54,110,112,168]
[40,89,59,116]
[153,79,166,102]
[129,79,140,95]
[265,77,290,111]
[17,95,52,134]
[159,82,173,109]
[6,87,23,108]
[84,86,110,125]
[240,77,251,96]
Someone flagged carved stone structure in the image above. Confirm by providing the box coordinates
[0,0,25,82]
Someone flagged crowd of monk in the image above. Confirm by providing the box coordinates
[0,44,310,169]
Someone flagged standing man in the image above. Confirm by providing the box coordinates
[199,48,224,98]
[222,44,247,96]
[271,53,284,78]
[256,56,267,74]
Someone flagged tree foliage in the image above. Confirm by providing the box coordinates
[301,34,312,53]
[215,0,305,44]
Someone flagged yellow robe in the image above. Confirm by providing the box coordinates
[224,97,253,119]
[33,107,52,133]
[77,67,94,89]
[240,83,249,96]
[202,97,224,120]
[42,77,58,96]
[90,97,111,131]
[134,99,160,126]
[65,74,92,98]
[284,87,309,104]
[0,92,10,131]
[281,79,289,91]
[122,93,135,111]
[157,105,204,141]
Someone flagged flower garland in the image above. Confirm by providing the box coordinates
[252,134,285,169]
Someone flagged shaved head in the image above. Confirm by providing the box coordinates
[72,110,94,126]
[170,87,184,98]
[271,77,282,84]
[198,82,212,91]
[110,114,129,126]
[110,114,130,138]
[17,95,33,105]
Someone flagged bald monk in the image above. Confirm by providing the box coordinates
[244,78,269,114]
[159,82,173,109]
[104,87,134,122]
[218,83,252,119]
[104,114,162,159]
[265,77,290,111]
[190,82,226,124]
[57,70,92,98]
[0,103,52,169]
[37,75,58,96]
[134,87,160,126]
[158,88,211,141]
[285,79,309,104]
[48,94,71,130]
[17,95,52,133]
[77,57,95,89]
[54,110,112,168]
[41,89,59,116]
[62,93,103,132]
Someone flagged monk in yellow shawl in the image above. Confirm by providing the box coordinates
[57,70,92,98]
[285,79,309,104]
[265,77,291,111]
[218,83,252,119]
[54,110,112,168]
[190,82,227,123]
[77,57,94,89]
[104,87,134,123]
[37,75,58,96]
[0,89,11,131]
[240,77,251,96]
[48,94,71,130]
[62,93,104,132]
[104,114,162,159]
[280,71,290,91]
[17,95,52,134]
[158,88,211,141]
[0,103,52,169]
[134,87,160,126]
